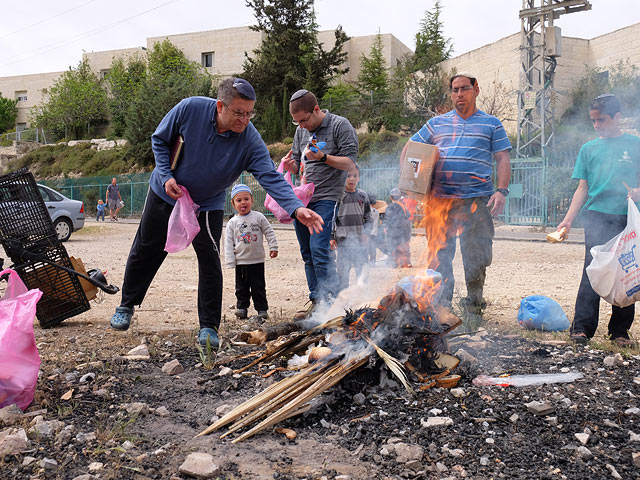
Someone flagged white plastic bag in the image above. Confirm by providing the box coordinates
[586,198,640,307]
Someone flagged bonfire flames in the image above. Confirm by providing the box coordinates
[199,273,462,442]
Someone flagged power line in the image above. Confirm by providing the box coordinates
[0,0,100,40]
[0,0,176,69]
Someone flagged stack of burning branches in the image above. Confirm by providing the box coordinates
[198,274,462,443]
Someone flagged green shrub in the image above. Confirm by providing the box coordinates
[268,142,293,163]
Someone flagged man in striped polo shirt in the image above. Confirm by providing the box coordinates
[403,72,512,313]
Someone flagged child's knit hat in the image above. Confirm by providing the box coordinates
[231,184,252,199]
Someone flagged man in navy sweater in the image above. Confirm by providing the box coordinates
[109,78,323,347]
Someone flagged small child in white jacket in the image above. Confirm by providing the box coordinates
[224,184,278,320]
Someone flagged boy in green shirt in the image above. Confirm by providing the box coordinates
[556,94,640,345]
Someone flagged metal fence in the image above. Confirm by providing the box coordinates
[37,163,575,226]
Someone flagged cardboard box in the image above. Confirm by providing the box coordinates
[399,140,438,201]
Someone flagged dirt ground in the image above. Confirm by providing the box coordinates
[3,219,640,479]
[30,219,638,341]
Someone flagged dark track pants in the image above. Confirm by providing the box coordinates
[120,189,223,330]
[235,263,268,312]
[571,210,635,339]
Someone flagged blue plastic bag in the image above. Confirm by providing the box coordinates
[517,295,569,331]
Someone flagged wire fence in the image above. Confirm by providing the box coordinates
[37,163,576,227]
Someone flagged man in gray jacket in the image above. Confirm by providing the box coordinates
[281,89,358,308]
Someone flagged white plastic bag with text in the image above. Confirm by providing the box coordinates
[586,198,640,307]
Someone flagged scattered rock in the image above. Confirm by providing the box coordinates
[0,404,23,426]
[79,372,96,383]
[604,356,616,368]
[88,461,104,472]
[575,433,590,445]
[218,366,232,376]
[525,400,554,416]
[393,443,424,463]
[606,463,622,479]
[123,402,149,416]
[353,393,366,405]
[28,420,65,439]
[0,428,28,456]
[179,452,220,479]
[122,440,135,450]
[75,432,96,443]
[509,414,519,423]
[215,404,233,416]
[22,456,36,466]
[155,406,170,417]
[450,388,466,398]
[40,457,58,470]
[71,475,97,480]
[162,359,185,375]
[625,407,640,415]
[630,431,640,442]
[125,344,150,360]
[576,446,592,458]
[421,417,453,428]
[633,452,640,467]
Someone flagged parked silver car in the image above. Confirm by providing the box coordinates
[38,184,85,242]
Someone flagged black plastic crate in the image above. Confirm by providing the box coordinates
[0,168,58,248]
[13,243,90,328]
[0,169,89,328]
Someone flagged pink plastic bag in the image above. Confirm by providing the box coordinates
[165,185,200,253]
[0,268,42,411]
[264,161,315,224]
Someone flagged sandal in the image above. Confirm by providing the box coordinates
[612,337,638,348]
[570,332,589,345]
[198,328,219,348]
[110,306,134,331]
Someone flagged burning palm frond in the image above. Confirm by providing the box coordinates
[364,336,415,396]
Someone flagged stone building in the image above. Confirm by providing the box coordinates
[0,26,412,128]
[440,22,640,134]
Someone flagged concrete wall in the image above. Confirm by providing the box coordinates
[147,26,264,77]
[341,33,412,84]
[83,47,147,78]
[440,34,521,132]
[0,71,64,125]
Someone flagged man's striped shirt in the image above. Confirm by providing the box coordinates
[410,110,511,198]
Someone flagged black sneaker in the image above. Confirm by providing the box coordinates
[235,308,248,319]
[257,310,269,320]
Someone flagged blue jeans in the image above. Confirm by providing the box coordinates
[294,200,338,302]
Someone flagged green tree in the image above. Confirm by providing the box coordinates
[393,1,453,120]
[0,96,18,134]
[30,60,108,139]
[357,31,388,95]
[413,0,452,72]
[124,39,213,165]
[105,55,147,137]
[242,0,349,141]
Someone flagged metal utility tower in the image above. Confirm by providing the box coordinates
[516,0,591,159]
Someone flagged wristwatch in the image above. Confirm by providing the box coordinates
[496,188,509,197]
[321,152,328,162]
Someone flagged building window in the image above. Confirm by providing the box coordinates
[100,69,110,80]
[15,91,27,102]
[201,52,214,68]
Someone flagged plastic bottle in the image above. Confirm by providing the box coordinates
[472,372,584,387]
